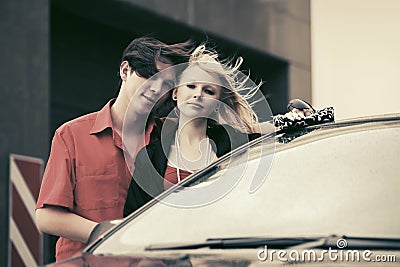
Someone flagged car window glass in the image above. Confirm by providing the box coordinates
[94,125,400,255]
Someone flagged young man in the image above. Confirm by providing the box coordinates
[35,37,193,261]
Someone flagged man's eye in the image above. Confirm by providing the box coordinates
[163,80,174,88]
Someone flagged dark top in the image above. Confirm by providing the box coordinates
[123,119,260,216]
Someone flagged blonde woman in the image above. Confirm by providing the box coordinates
[124,45,271,215]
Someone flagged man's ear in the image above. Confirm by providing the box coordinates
[120,61,130,80]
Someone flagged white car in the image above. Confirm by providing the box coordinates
[49,114,400,266]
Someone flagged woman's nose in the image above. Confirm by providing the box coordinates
[192,86,202,99]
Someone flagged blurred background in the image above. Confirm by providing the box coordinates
[1,0,399,265]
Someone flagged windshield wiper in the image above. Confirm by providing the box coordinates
[292,235,400,250]
[145,237,323,251]
[145,235,400,251]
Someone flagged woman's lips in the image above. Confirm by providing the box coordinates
[187,102,204,109]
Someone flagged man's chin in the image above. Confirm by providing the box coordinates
[136,106,153,118]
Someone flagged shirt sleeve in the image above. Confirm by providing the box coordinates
[36,128,75,210]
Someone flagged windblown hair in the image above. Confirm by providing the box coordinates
[184,44,260,133]
[120,36,194,81]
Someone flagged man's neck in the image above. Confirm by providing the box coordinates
[111,94,147,137]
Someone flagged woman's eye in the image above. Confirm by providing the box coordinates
[186,84,196,89]
[204,87,215,95]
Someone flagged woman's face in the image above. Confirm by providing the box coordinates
[173,65,222,119]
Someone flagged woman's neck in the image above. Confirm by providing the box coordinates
[177,117,208,144]
[171,117,216,170]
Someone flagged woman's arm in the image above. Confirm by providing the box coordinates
[253,107,311,134]
[35,205,98,244]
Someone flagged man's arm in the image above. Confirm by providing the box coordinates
[35,206,98,244]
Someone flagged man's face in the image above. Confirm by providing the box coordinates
[125,61,175,116]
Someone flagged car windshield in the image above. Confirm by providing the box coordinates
[93,120,400,255]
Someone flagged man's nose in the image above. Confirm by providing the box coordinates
[149,79,163,94]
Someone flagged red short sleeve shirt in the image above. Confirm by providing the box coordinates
[36,100,153,261]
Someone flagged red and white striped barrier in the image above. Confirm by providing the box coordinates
[9,154,43,267]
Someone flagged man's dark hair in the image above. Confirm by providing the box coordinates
[119,36,195,118]
[121,36,194,79]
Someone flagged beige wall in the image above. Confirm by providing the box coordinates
[311,0,400,119]
[122,0,311,108]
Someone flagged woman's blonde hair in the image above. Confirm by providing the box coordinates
[183,44,260,133]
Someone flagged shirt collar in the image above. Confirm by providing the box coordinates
[90,99,159,154]
[90,99,115,135]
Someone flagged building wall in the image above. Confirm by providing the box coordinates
[0,0,49,265]
[121,0,312,106]
[0,0,311,264]
[311,0,400,119]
